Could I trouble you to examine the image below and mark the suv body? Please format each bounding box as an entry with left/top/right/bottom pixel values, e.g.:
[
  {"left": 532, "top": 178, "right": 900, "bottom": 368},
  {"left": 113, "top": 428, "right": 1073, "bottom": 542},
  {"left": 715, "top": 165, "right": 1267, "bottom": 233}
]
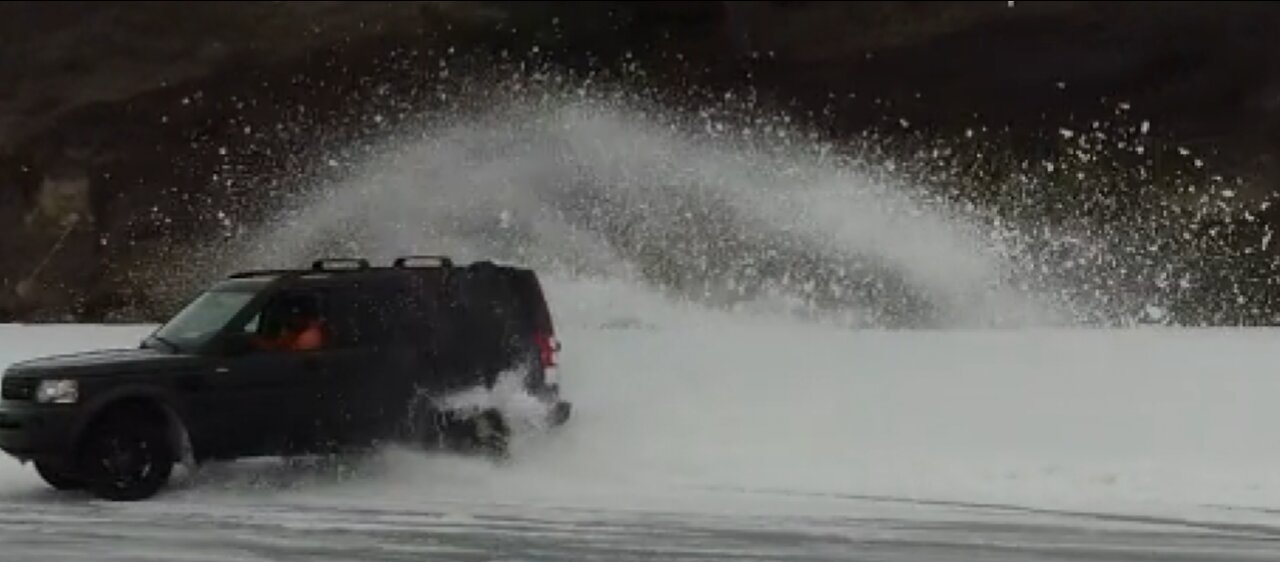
[{"left": 0, "top": 256, "right": 570, "bottom": 500}]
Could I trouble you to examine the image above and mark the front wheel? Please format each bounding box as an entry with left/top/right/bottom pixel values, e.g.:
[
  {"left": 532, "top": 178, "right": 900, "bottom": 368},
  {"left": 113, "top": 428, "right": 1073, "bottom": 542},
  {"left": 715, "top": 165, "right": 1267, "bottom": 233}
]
[
  {"left": 76, "top": 416, "right": 174, "bottom": 501},
  {"left": 34, "top": 461, "right": 83, "bottom": 491}
]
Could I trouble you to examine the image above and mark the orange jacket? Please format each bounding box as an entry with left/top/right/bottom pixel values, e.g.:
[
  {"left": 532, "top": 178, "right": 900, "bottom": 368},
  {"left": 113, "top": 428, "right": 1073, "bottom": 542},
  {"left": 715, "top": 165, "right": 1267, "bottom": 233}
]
[{"left": 253, "top": 320, "right": 326, "bottom": 352}]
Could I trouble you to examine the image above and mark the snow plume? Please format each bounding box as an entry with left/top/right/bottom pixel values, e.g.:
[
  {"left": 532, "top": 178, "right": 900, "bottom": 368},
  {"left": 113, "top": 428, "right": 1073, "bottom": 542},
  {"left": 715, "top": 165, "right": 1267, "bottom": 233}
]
[
  {"left": 429, "top": 370, "right": 561, "bottom": 434},
  {"left": 226, "top": 84, "right": 1064, "bottom": 330},
  {"left": 207, "top": 72, "right": 1275, "bottom": 329}
]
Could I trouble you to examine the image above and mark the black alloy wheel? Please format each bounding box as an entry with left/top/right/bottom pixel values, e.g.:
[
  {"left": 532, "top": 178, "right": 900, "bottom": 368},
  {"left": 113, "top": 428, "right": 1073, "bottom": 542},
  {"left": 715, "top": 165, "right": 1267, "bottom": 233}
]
[{"left": 77, "top": 416, "right": 174, "bottom": 501}]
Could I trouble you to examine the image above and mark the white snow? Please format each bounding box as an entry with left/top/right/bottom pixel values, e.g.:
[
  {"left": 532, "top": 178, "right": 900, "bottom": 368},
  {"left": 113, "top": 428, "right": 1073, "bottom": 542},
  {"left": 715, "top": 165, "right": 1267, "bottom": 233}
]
[{"left": 4, "top": 279, "right": 1280, "bottom": 528}]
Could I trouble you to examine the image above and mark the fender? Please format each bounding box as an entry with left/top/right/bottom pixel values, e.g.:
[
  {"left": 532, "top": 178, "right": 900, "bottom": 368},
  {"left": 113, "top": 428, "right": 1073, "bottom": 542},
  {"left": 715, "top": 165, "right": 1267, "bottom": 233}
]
[{"left": 68, "top": 383, "right": 196, "bottom": 466}]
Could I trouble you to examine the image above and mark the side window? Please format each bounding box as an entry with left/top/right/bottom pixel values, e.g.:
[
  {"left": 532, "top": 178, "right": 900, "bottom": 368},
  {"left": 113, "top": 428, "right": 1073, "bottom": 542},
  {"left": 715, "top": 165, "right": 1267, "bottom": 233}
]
[
  {"left": 510, "top": 270, "right": 552, "bottom": 334},
  {"left": 231, "top": 289, "right": 332, "bottom": 353},
  {"left": 449, "top": 267, "right": 523, "bottom": 367},
  {"left": 242, "top": 313, "right": 261, "bottom": 334},
  {"left": 326, "top": 287, "right": 409, "bottom": 348}
]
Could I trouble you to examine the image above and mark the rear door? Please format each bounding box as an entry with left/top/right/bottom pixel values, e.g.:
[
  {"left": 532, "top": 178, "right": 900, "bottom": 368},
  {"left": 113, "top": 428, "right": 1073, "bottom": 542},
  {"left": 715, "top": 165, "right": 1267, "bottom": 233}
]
[{"left": 319, "top": 277, "right": 434, "bottom": 445}]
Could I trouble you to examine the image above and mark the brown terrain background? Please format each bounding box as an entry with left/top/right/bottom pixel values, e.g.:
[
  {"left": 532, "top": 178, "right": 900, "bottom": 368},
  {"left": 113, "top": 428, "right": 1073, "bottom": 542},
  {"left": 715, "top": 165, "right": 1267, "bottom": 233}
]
[{"left": 1, "top": 1, "right": 1278, "bottom": 325}]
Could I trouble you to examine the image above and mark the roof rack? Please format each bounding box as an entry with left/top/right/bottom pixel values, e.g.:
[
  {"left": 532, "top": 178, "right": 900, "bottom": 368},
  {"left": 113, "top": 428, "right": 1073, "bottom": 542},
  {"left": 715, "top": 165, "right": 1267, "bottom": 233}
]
[
  {"left": 393, "top": 255, "right": 454, "bottom": 268},
  {"left": 226, "top": 269, "right": 299, "bottom": 279},
  {"left": 312, "top": 258, "right": 370, "bottom": 271},
  {"left": 227, "top": 255, "right": 461, "bottom": 279}
]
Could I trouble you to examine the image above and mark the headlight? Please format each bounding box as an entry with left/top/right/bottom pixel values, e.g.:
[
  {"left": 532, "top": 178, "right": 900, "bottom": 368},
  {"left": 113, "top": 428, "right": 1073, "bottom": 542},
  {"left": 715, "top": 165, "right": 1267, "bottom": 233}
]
[{"left": 35, "top": 380, "right": 78, "bottom": 404}]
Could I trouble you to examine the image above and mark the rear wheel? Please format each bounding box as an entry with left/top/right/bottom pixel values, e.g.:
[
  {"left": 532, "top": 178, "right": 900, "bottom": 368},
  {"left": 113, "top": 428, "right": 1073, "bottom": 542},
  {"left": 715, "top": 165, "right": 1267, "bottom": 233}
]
[
  {"left": 418, "top": 406, "right": 510, "bottom": 458},
  {"left": 469, "top": 409, "right": 510, "bottom": 458},
  {"left": 548, "top": 400, "right": 572, "bottom": 427},
  {"left": 76, "top": 415, "right": 174, "bottom": 501}
]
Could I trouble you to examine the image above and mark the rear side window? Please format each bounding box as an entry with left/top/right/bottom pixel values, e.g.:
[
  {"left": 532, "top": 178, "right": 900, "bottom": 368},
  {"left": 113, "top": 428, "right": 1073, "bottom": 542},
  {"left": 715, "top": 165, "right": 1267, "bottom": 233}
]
[
  {"left": 509, "top": 269, "right": 554, "bottom": 335},
  {"left": 327, "top": 281, "right": 413, "bottom": 347},
  {"left": 446, "top": 265, "right": 527, "bottom": 363}
]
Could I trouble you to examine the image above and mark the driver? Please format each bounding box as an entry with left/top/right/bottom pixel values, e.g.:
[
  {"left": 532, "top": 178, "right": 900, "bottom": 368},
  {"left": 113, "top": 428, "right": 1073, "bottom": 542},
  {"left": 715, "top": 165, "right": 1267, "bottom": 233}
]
[{"left": 253, "top": 296, "right": 327, "bottom": 352}]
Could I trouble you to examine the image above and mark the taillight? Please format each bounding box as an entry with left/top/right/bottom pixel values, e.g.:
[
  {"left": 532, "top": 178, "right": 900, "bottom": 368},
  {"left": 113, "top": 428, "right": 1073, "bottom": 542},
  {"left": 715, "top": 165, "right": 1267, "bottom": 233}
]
[
  {"left": 534, "top": 331, "right": 560, "bottom": 368},
  {"left": 534, "top": 331, "right": 561, "bottom": 387}
]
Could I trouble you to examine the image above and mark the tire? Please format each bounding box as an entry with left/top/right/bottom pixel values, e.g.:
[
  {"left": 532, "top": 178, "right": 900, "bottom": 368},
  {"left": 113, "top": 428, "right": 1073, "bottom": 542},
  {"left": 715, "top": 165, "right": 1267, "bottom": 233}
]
[
  {"left": 547, "top": 400, "right": 572, "bottom": 427},
  {"left": 425, "top": 407, "right": 509, "bottom": 458},
  {"left": 34, "top": 461, "right": 83, "bottom": 491},
  {"left": 470, "top": 409, "right": 509, "bottom": 459},
  {"left": 76, "top": 415, "right": 174, "bottom": 501}
]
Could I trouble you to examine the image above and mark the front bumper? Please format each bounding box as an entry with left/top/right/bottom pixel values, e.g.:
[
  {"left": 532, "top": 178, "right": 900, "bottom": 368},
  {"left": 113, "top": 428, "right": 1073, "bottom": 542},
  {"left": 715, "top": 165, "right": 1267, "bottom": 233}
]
[{"left": 0, "top": 401, "right": 80, "bottom": 462}]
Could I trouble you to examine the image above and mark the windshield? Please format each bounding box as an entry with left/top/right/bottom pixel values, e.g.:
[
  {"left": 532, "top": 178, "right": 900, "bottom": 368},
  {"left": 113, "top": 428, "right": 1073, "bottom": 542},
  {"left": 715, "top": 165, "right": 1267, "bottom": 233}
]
[{"left": 148, "top": 289, "right": 258, "bottom": 352}]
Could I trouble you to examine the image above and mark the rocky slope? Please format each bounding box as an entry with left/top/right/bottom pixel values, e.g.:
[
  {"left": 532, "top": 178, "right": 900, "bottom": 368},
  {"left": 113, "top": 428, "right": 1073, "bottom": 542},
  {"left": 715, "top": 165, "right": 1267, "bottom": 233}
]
[{"left": 1, "top": 1, "right": 1278, "bottom": 324}]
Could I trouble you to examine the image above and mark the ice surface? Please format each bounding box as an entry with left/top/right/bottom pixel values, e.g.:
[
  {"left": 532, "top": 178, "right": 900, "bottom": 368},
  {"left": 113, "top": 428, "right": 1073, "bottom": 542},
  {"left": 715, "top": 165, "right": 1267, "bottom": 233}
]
[{"left": 4, "top": 283, "right": 1280, "bottom": 528}]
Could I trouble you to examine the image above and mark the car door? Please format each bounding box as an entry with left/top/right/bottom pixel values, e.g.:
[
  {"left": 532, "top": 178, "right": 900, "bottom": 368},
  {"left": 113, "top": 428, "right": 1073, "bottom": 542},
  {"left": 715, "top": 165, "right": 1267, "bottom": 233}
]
[
  {"left": 184, "top": 287, "right": 336, "bottom": 458},
  {"left": 190, "top": 350, "right": 330, "bottom": 457},
  {"left": 316, "top": 281, "right": 425, "bottom": 446}
]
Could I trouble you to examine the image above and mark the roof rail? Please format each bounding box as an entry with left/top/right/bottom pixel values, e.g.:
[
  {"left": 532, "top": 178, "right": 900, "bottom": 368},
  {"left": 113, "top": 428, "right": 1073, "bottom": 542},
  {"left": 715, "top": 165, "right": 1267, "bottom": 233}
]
[
  {"left": 393, "top": 255, "right": 454, "bottom": 268},
  {"left": 226, "top": 269, "right": 298, "bottom": 279},
  {"left": 311, "top": 258, "right": 370, "bottom": 271}
]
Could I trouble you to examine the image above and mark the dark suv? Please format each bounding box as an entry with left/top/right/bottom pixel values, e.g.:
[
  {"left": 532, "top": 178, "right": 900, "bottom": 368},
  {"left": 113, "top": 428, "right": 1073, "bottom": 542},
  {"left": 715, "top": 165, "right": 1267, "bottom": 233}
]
[{"left": 0, "top": 256, "right": 570, "bottom": 501}]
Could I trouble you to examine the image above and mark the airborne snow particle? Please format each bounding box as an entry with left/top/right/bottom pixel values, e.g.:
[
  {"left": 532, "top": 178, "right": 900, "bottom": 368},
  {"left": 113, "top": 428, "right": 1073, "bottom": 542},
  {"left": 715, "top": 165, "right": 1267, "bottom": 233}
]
[{"left": 1140, "top": 121, "right": 1151, "bottom": 134}]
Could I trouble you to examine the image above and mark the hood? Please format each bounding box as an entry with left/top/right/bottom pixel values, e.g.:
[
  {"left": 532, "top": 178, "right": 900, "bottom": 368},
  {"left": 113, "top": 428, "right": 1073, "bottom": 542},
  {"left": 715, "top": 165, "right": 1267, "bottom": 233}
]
[{"left": 4, "top": 348, "right": 198, "bottom": 378}]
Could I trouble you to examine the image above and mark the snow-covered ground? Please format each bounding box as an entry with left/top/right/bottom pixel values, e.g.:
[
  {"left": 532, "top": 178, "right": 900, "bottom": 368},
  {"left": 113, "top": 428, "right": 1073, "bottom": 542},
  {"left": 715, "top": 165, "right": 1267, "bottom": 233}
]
[{"left": 2, "top": 278, "right": 1280, "bottom": 560}]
